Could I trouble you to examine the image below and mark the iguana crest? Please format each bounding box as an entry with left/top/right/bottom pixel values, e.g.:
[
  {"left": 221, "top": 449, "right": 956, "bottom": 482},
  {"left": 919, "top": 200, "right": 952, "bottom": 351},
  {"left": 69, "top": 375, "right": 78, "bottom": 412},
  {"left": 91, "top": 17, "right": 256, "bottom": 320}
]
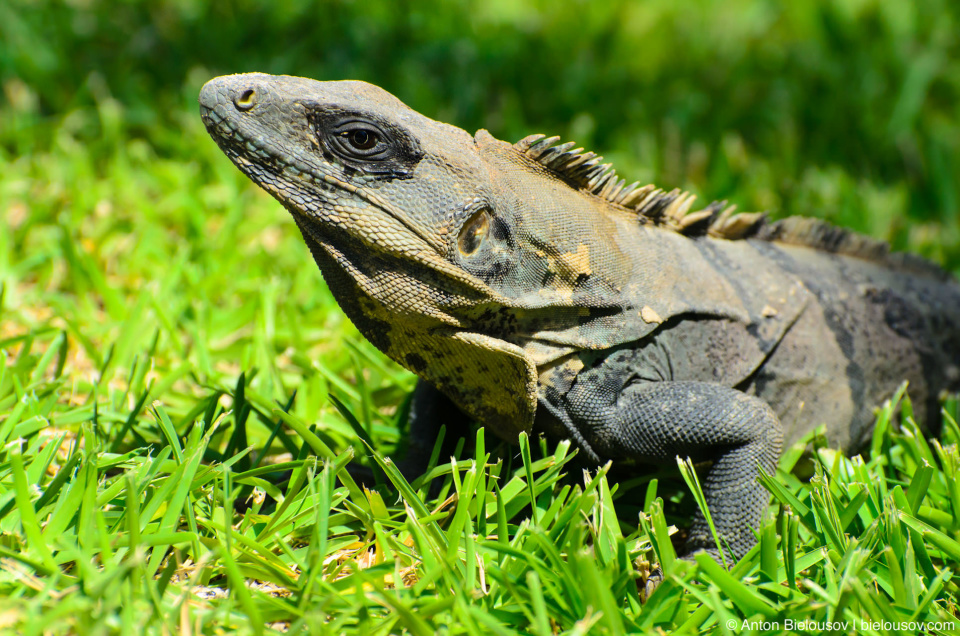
[
  {"left": 515, "top": 133, "right": 764, "bottom": 239},
  {"left": 515, "top": 133, "right": 948, "bottom": 279}
]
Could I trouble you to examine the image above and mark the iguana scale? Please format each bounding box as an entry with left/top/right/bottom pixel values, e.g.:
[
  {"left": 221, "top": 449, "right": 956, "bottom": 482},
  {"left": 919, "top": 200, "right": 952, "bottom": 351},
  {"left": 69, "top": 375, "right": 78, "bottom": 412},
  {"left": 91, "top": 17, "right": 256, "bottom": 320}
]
[{"left": 199, "top": 73, "right": 960, "bottom": 566}]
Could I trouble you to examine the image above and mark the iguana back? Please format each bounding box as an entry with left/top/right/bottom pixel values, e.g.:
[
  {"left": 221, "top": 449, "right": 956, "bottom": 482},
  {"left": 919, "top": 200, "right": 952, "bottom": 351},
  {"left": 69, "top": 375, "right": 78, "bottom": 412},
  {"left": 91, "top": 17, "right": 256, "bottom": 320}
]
[{"left": 199, "top": 73, "right": 960, "bottom": 571}]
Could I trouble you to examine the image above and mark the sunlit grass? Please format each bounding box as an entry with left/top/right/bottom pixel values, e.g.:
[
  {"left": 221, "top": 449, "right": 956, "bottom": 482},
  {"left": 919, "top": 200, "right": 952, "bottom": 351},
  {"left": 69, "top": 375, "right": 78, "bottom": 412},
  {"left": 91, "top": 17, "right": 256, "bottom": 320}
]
[{"left": 1, "top": 323, "right": 959, "bottom": 633}]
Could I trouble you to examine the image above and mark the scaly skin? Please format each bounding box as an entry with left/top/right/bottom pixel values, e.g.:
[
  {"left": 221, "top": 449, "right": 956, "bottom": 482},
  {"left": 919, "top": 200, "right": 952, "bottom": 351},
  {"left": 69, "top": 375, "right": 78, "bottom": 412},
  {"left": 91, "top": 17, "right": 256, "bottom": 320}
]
[{"left": 199, "top": 73, "right": 960, "bottom": 570}]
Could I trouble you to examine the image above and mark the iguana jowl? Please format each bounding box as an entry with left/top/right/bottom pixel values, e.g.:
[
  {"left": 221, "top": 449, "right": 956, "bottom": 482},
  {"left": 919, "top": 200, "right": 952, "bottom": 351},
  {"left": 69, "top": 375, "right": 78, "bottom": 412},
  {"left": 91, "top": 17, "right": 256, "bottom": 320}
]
[{"left": 199, "top": 73, "right": 960, "bottom": 563}]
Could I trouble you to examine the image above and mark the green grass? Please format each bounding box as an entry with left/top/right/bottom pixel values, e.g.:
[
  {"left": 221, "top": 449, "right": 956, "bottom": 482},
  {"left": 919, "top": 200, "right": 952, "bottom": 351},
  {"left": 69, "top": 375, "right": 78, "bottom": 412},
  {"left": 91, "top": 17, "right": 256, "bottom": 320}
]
[
  {"left": 2, "top": 337, "right": 960, "bottom": 634},
  {"left": 2, "top": 0, "right": 960, "bottom": 633}
]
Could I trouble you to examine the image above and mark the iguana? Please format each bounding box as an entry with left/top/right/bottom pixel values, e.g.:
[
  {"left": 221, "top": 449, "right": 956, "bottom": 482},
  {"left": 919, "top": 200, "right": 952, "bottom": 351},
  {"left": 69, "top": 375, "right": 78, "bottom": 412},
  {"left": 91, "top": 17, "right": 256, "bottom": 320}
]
[{"left": 199, "top": 73, "right": 960, "bottom": 569}]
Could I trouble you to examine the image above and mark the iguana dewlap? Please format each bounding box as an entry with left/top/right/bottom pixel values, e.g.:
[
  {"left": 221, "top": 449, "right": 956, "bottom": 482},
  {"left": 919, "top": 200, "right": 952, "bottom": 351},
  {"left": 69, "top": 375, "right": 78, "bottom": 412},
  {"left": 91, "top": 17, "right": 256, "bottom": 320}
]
[{"left": 199, "top": 73, "right": 960, "bottom": 563}]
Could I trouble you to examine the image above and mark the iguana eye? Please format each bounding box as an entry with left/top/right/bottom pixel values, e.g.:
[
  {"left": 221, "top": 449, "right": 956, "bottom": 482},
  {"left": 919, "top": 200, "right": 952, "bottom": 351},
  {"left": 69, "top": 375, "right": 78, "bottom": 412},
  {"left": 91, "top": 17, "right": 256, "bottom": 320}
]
[
  {"left": 341, "top": 128, "right": 378, "bottom": 151},
  {"left": 329, "top": 121, "right": 392, "bottom": 159},
  {"left": 458, "top": 210, "right": 490, "bottom": 256}
]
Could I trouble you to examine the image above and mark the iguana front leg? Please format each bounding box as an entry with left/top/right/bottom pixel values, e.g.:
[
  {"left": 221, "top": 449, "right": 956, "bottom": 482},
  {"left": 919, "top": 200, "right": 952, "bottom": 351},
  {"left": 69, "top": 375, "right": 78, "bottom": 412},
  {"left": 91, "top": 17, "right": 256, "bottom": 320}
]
[
  {"left": 561, "top": 379, "right": 783, "bottom": 561},
  {"left": 401, "top": 380, "right": 472, "bottom": 478}
]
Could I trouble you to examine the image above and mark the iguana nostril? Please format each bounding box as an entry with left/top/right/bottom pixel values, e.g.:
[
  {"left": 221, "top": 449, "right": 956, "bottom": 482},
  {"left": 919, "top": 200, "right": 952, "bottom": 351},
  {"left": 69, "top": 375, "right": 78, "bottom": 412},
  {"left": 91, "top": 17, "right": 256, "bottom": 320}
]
[{"left": 234, "top": 89, "right": 257, "bottom": 111}]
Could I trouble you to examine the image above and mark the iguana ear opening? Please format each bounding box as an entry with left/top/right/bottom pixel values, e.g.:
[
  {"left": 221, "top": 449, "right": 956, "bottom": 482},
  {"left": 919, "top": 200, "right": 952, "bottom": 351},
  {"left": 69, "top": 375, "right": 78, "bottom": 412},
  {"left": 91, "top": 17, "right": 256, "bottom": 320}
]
[{"left": 411, "top": 329, "right": 538, "bottom": 441}]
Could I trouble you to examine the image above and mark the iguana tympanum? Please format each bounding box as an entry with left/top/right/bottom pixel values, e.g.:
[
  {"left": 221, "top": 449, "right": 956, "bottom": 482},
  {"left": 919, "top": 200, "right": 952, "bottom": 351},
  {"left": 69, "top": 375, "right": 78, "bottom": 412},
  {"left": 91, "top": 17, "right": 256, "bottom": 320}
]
[{"left": 199, "top": 73, "right": 960, "bottom": 567}]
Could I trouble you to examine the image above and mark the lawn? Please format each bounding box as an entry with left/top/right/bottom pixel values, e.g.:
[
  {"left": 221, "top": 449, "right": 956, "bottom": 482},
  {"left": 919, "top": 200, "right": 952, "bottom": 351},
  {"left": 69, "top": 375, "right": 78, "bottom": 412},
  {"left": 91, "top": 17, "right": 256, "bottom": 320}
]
[{"left": 2, "top": 0, "right": 960, "bottom": 633}]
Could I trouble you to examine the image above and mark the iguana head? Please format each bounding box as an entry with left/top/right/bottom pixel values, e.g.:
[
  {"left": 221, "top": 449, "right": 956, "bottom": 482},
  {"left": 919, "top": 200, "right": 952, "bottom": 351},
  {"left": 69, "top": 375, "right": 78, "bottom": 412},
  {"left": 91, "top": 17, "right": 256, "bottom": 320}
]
[{"left": 200, "top": 73, "right": 556, "bottom": 439}]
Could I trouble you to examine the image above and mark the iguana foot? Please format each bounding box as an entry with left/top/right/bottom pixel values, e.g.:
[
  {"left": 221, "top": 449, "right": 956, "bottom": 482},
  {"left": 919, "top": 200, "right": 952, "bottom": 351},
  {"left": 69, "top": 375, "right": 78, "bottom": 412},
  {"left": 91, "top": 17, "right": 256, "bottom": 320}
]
[
  {"left": 639, "top": 565, "right": 664, "bottom": 602},
  {"left": 638, "top": 546, "right": 732, "bottom": 603}
]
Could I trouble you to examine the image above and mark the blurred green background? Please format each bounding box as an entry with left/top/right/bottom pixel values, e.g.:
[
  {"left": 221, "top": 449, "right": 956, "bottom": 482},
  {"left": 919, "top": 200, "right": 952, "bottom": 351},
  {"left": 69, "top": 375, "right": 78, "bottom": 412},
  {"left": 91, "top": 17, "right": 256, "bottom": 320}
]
[
  {"left": 2, "top": 0, "right": 960, "bottom": 444},
  {"left": 4, "top": 0, "right": 959, "bottom": 258}
]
